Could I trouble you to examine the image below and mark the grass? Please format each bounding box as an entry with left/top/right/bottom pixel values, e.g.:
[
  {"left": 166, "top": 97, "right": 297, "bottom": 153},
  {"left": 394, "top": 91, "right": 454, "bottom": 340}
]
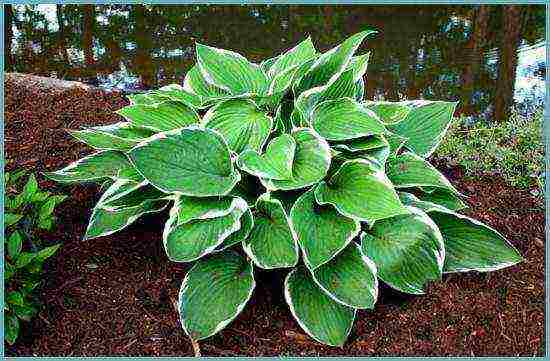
[{"left": 435, "top": 107, "right": 544, "bottom": 197}]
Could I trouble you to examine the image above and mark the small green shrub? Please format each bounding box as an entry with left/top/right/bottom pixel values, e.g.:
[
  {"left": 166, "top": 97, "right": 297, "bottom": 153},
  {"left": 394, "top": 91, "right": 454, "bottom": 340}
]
[
  {"left": 47, "top": 30, "right": 522, "bottom": 347},
  {"left": 436, "top": 108, "right": 544, "bottom": 196},
  {"left": 4, "top": 171, "right": 66, "bottom": 345}
]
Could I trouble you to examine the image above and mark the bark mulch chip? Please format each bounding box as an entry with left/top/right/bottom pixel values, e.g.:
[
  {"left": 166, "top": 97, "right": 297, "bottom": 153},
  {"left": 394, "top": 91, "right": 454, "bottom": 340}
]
[{"left": 5, "top": 73, "right": 544, "bottom": 356}]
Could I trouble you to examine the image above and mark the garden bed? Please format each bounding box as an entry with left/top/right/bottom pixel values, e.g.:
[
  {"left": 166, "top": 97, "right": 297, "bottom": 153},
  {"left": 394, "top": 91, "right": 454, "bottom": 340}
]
[{"left": 4, "top": 73, "right": 545, "bottom": 356}]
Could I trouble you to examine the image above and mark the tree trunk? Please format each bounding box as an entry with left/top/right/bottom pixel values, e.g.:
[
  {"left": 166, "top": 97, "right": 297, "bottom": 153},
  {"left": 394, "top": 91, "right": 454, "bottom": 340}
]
[
  {"left": 132, "top": 5, "right": 155, "bottom": 89},
  {"left": 82, "top": 5, "right": 95, "bottom": 66},
  {"left": 56, "top": 5, "right": 70, "bottom": 65},
  {"left": 460, "top": 5, "right": 490, "bottom": 116},
  {"left": 493, "top": 5, "right": 524, "bottom": 121},
  {"left": 5, "top": 5, "right": 14, "bottom": 70}
]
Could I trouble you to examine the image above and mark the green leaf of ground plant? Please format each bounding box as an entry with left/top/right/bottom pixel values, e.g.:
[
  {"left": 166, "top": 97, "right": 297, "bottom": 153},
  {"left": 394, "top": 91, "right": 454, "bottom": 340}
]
[
  {"left": 237, "top": 134, "right": 296, "bottom": 180},
  {"left": 129, "top": 127, "right": 241, "bottom": 196},
  {"left": 117, "top": 101, "right": 200, "bottom": 132},
  {"left": 290, "top": 189, "right": 360, "bottom": 270},
  {"left": 7, "top": 231, "right": 23, "bottom": 259},
  {"left": 360, "top": 206, "right": 445, "bottom": 294},
  {"left": 363, "top": 101, "right": 412, "bottom": 125},
  {"left": 68, "top": 122, "right": 155, "bottom": 152},
  {"left": 285, "top": 266, "right": 355, "bottom": 347},
  {"left": 178, "top": 250, "right": 255, "bottom": 340}
]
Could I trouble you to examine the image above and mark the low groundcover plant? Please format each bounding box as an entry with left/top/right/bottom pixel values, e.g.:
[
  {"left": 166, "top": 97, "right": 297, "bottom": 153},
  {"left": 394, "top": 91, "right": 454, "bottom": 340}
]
[{"left": 47, "top": 29, "right": 522, "bottom": 347}]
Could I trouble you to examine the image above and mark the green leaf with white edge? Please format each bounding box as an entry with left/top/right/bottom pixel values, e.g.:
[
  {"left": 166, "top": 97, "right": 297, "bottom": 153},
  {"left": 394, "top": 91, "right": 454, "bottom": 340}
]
[
  {"left": 243, "top": 193, "right": 298, "bottom": 269},
  {"left": 203, "top": 99, "right": 272, "bottom": 154},
  {"left": 346, "top": 53, "right": 370, "bottom": 82},
  {"left": 45, "top": 150, "right": 135, "bottom": 183},
  {"left": 163, "top": 196, "right": 248, "bottom": 262},
  {"left": 260, "top": 54, "right": 281, "bottom": 73},
  {"left": 117, "top": 101, "right": 200, "bottom": 132},
  {"left": 127, "top": 92, "right": 167, "bottom": 106},
  {"left": 290, "top": 189, "right": 360, "bottom": 270},
  {"left": 355, "top": 78, "right": 365, "bottom": 102},
  {"left": 398, "top": 191, "right": 449, "bottom": 214},
  {"left": 428, "top": 210, "right": 522, "bottom": 273},
  {"left": 178, "top": 250, "right": 255, "bottom": 340},
  {"left": 196, "top": 43, "right": 269, "bottom": 96},
  {"left": 312, "top": 243, "right": 378, "bottom": 309},
  {"left": 311, "top": 98, "right": 386, "bottom": 141},
  {"left": 35, "top": 244, "right": 61, "bottom": 262},
  {"left": 237, "top": 134, "right": 296, "bottom": 180},
  {"left": 8, "top": 231, "right": 23, "bottom": 259},
  {"left": 5, "top": 213, "right": 23, "bottom": 227},
  {"left": 268, "top": 37, "right": 316, "bottom": 78},
  {"left": 129, "top": 126, "right": 241, "bottom": 196},
  {"left": 151, "top": 83, "right": 204, "bottom": 108},
  {"left": 360, "top": 143, "right": 391, "bottom": 170},
  {"left": 272, "top": 102, "right": 293, "bottom": 136},
  {"left": 175, "top": 195, "right": 236, "bottom": 224},
  {"left": 183, "top": 65, "right": 231, "bottom": 101},
  {"left": 85, "top": 179, "right": 168, "bottom": 240},
  {"left": 101, "top": 183, "right": 167, "bottom": 210},
  {"left": 332, "top": 135, "right": 388, "bottom": 153},
  {"left": 387, "top": 152, "right": 459, "bottom": 195},
  {"left": 363, "top": 101, "right": 413, "bottom": 125},
  {"left": 5, "top": 313, "right": 19, "bottom": 345},
  {"left": 294, "top": 30, "right": 376, "bottom": 95},
  {"left": 261, "top": 128, "right": 331, "bottom": 191},
  {"left": 417, "top": 188, "right": 468, "bottom": 211},
  {"left": 315, "top": 159, "right": 409, "bottom": 224},
  {"left": 69, "top": 122, "right": 155, "bottom": 152},
  {"left": 386, "top": 132, "right": 409, "bottom": 156},
  {"left": 284, "top": 266, "right": 356, "bottom": 347},
  {"left": 388, "top": 100, "right": 458, "bottom": 157},
  {"left": 360, "top": 206, "right": 445, "bottom": 294},
  {"left": 215, "top": 208, "right": 254, "bottom": 251}
]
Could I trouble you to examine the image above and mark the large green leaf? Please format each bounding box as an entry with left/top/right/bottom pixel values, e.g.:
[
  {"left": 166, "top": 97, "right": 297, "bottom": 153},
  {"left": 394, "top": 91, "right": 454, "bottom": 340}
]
[
  {"left": 315, "top": 159, "right": 408, "bottom": 224},
  {"left": 117, "top": 101, "right": 200, "bottom": 132},
  {"left": 261, "top": 128, "right": 331, "bottom": 191},
  {"left": 311, "top": 98, "right": 386, "bottom": 141},
  {"left": 242, "top": 194, "right": 298, "bottom": 269},
  {"left": 129, "top": 127, "right": 241, "bottom": 196},
  {"left": 388, "top": 100, "right": 458, "bottom": 157},
  {"left": 284, "top": 266, "right": 355, "bottom": 347},
  {"left": 69, "top": 122, "right": 155, "bottom": 152},
  {"left": 363, "top": 101, "right": 412, "bottom": 125},
  {"left": 237, "top": 134, "right": 295, "bottom": 180},
  {"left": 150, "top": 83, "right": 204, "bottom": 108},
  {"left": 178, "top": 250, "right": 255, "bottom": 340},
  {"left": 163, "top": 196, "right": 248, "bottom": 262},
  {"left": 45, "top": 151, "right": 135, "bottom": 183},
  {"left": 312, "top": 243, "right": 378, "bottom": 309},
  {"left": 332, "top": 135, "right": 388, "bottom": 154},
  {"left": 85, "top": 179, "right": 168, "bottom": 240},
  {"left": 215, "top": 208, "right": 254, "bottom": 251},
  {"left": 183, "top": 65, "right": 231, "bottom": 101},
  {"left": 428, "top": 210, "right": 522, "bottom": 273},
  {"left": 294, "top": 30, "right": 376, "bottom": 95},
  {"left": 203, "top": 99, "right": 272, "bottom": 154},
  {"left": 346, "top": 53, "right": 370, "bottom": 82},
  {"left": 360, "top": 206, "right": 445, "bottom": 294},
  {"left": 417, "top": 188, "right": 468, "bottom": 211},
  {"left": 196, "top": 43, "right": 269, "bottom": 96},
  {"left": 290, "top": 189, "right": 360, "bottom": 270},
  {"left": 387, "top": 152, "right": 459, "bottom": 194},
  {"left": 268, "top": 37, "right": 316, "bottom": 78}
]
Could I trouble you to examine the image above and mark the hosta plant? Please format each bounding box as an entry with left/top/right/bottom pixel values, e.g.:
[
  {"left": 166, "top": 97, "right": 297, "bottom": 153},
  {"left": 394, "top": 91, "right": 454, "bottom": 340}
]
[{"left": 47, "top": 30, "right": 522, "bottom": 347}]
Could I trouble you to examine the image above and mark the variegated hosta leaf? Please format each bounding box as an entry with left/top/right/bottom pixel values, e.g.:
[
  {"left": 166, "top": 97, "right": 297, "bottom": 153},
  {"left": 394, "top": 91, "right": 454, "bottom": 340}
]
[
  {"left": 272, "top": 102, "right": 293, "bottom": 136},
  {"left": 261, "top": 128, "right": 331, "bottom": 191},
  {"left": 127, "top": 92, "right": 167, "bottom": 106},
  {"left": 237, "top": 134, "right": 296, "bottom": 180},
  {"left": 84, "top": 179, "right": 168, "bottom": 240},
  {"left": 387, "top": 152, "right": 459, "bottom": 195},
  {"left": 290, "top": 189, "right": 360, "bottom": 270},
  {"left": 151, "top": 83, "right": 204, "bottom": 108},
  {"left": 315, "top": 159, "right": 409, "bottom": 224},
  {"left": 428, "top": 210, "right": 522, "bottom": 273},
  {"left": 196, "top": 43, "right": 269, "bottom": 96},
  {"left": 388, "top": 100, "right": 458, "bottom": 157},
  {"left": 312, "top": 243, "right": 378, "bottom": 309},
  {"left": 398, "top": 191, "right": 450, "bottom": 213},
  {"left": 346, "top": 53, "right": 370, "bottom": 82},
  {"left": 354, "top": 78, "right": 365, "bottom": 102},
  {"left": 243, "top": 193, "right": 298, "bottom": 269},
  {"left": 294, "top": 30, "right": 376, "bottom": 95},
  {"left": 129, "top": 127, "right": 241, "bottom": 196},
  {"left": 284, "top": 266, "right": 355, "bottom": 347},
  {"left": 178, "top": 250, "right": 255, "bottom": 340},
  {"left": 203, "top": 99, "right": 272, "bottom": 154},
  {"left": 116, "top": 101, "right": 200, "bottom": 132},
  {"left": 44, "top": 150, "right": 135, "bottom": 183},
  {"left": 215, "top": 208, "right": 254, "bottom": 251},
  {"left": 260, "top": 54, "right": 281, "bottom": 73},
  {"left": 68, "top": 122, "right": 155, "bottom": 152},
  {"left": 183, "top": 65, "right": 231, "bottom": 102},
  {"left": 363, "top": 101, "right": 412, "bottom": 125},
  {"left": 268, "top": 37, "right": 316, "bottom": 78},
  {"left": 385, "top": 132, "right": 409, "bottom": 157},
  {"left": 331, "top": 135, "right": 388, "bottom": 153},
  {"left": 360, "top": 206, "right": 445, "bottom": 294},
  {"left": 311, "top": 98, "right": 386, "bottom": 141},
  {"left": 416, "top": 188, "right": 468, "bottom": 211},
  {"left": 163, "top": 196, "right": 248, "bottom": 262}
]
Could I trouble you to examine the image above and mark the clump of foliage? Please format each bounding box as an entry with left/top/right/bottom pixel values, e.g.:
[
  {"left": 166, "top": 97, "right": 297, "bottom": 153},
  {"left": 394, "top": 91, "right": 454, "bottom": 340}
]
[
  {"left": 4, "top": 171, "right": 66, "bottom": 345},
  {"left": 47, "top": 30, "right": 522, "bottom": 347},
  {"left": 436, "top": 107, "right": 544, "bottom": 197}
]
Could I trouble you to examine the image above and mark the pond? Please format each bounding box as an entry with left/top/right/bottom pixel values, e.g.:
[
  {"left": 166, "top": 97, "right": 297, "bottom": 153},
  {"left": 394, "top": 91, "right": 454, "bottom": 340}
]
[{"left": 5, "top": 4, "right": 546, "bottom": 120}]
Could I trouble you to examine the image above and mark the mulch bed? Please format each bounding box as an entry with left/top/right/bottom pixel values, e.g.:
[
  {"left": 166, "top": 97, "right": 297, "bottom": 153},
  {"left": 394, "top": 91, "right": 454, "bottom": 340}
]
[{"left": 4, "top": 73, "right": 545, "bottom": 356}]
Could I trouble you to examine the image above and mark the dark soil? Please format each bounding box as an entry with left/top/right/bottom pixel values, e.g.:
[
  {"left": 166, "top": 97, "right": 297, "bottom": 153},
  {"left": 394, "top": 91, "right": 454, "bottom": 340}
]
[{"left": 4, "top": 73, "right": 545, "bottom": 356}]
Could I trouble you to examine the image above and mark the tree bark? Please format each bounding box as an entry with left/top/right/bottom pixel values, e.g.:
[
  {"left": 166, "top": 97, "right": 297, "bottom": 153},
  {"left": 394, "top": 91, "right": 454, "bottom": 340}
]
[
  {"left": 132, "top": 5, "right": 156, "bottom": 89},
  {"left": 493, "top": 5, "right": 524, "bottom": 121},
  {"left": 82, "top": 5, "right": 95, "bottom": 66},
  {"left": 5, "top": 5, "right": 14, "bottom": 70},
  {"left": 460, "top": 5, "right": 490, "bottom": 115},
  {"left": 56, "top": 5, "right": 70, "bottom": 65}
]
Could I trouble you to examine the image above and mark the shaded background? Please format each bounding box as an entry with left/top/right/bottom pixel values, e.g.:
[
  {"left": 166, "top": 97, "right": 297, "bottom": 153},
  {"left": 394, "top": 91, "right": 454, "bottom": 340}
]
[{"left": 4, "top": 4, "right": 545, "bottom": 120}]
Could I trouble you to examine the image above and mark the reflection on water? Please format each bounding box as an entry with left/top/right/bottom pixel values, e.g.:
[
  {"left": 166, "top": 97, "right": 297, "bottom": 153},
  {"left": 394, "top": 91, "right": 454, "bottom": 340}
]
[{"left": 5, "top": 4, "right": 546, "bottom": 120}]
